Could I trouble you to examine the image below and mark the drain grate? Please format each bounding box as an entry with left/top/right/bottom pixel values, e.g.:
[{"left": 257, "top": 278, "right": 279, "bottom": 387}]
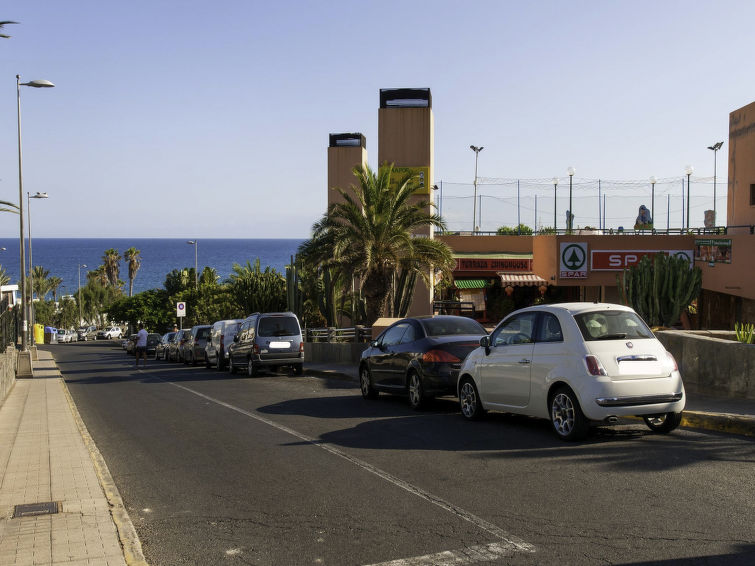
[{"left": 12, "top": 501, "right": 61, "bottom": 518}]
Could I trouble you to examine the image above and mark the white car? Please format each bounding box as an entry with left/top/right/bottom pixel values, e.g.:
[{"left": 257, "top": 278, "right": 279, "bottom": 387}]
[
  {"left": 57, "top": 329, "right": 75, "bottom": 343},
  {"left": 457, "top": 303, "right": 685, "bottom": 441},
  {"left": 98, "top": 326, "right": 123, "bottom": 340}
]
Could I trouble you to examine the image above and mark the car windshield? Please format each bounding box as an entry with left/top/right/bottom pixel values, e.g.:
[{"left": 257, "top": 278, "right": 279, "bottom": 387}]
[
  {"left": 421, "top": 317, "right": 486, "bottom": 337},
  {"left": 258, "top": 317, "right": 299, "bottom": 337},
  {"left": 574, "top": 310, "right": 654, "bottom": 341}
]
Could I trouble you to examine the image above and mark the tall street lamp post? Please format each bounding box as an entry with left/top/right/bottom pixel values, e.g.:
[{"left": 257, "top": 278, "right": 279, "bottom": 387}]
[
  {"left": 649, "top": 176, "right": 657, "bottom": 229},
  {"left": 187, "top": 240, "right": 198, "bottom": 289},
  {"left": 17, "top": 74, "right": 55, "bottom": 352},
  {"left": 552, "top": 177, "right": 558, "bottom": 232},
  {"left": 567, "top": 167, "right": 576, "bottom": 233},
  {"left": 78, "top": 264, "right": 87, "bottom": 326},
  {"left": 470, "top": 145, "right": 483, "bottom": 232},
  {"left": 707, "top": 141, "right": 723, "bottom": 225},
  {"left": 685, "top": 165, "right": 694, "bottom": 230},
  {"left": 27, "top": 191, "right": 48, "bottom": 345}
]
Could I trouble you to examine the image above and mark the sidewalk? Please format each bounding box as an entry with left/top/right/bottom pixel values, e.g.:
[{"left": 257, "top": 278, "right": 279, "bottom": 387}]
[
  {"left": 305, "top": 362, "right": 755, "bottom": 437},
  {"left": 0, "top": 350, "right": 146, "bottom": 566}
]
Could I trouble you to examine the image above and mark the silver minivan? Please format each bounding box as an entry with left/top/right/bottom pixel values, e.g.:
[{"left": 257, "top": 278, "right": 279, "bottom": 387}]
[
  {"left": 228, "top": 312, "right": 304, "bottom": 376},
  {"left": 205, "top": 319, "right": 243, "bottom": 370}
]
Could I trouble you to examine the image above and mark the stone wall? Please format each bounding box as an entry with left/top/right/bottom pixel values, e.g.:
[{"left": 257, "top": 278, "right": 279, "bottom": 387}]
[
  {"left": 305, "top": 342, "right": 368, "bottom": 365},
  {"left": 656, "top": 330, "right": 754, "bottom": 399},
  {"left": 0, "top": 347, "right": 17, "bottom": 406}
]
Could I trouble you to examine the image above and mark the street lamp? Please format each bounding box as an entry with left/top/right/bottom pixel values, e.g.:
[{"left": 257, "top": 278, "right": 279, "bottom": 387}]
[
  {"left": 470, "top": 145, "right": 483, "bottom": 232},
  {"left": 567, "top": 167, "right": 576, "bottom": 233},
  {"left": 552, "top": 177, "right": 559, "bottom": 232},
  {"left": 187, "top": 240, "right": 198, "bottom": 289},
  {"left": 707, "top": 142, "right": 723, "bottom": 225},
  {"left": 78, "top": 263, "right": 87, "bottom": 326},
  {"left": 685, "top": 165, "right": 694, "bottom": 230},
  {"left": 27, "top": 191, "right": 48, "bottom": 345},
  {"left": 649, "top": 176, "right": 657, "bottom": 229},
  {"left": 17, "top": 74, "right": 55, "bottom": 351}
]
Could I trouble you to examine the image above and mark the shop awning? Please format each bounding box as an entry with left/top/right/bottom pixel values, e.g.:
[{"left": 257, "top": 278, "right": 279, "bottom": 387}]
[
  {"left": 454, "top": 278, "right": 488, "bottom": 289},
  {"left": 498, "top": 272, "right": 549, "bottom": 287}
]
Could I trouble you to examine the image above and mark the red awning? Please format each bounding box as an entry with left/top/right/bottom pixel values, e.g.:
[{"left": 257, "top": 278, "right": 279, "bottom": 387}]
[{"left": 498, "top": 272, "right": 549, "bottom": 287}]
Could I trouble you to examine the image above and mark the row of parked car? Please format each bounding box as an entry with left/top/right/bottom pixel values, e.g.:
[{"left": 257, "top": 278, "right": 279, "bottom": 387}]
[
  {"left": 359, "top": 303, "right": 687, "bottom": 441},
  {"left": 126, "top": 312, "right": 305, "bottom": 377}
]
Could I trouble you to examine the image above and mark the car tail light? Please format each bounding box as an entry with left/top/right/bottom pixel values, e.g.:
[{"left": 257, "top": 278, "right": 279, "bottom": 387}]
[
  {"left": 299, "top": 342, "right": 304, "bottom": 353},
  {"left": 422, "top": 349, "right": 461, "bottom": 363},
  {"left": 666, "top": 351, "right": 679, "bottom": 372},
  {"left": 253, "top": 344, "right": 260, "bottom": 355},
  {"left": 585, "top": 355, "right": 607, "bottom": 376}
]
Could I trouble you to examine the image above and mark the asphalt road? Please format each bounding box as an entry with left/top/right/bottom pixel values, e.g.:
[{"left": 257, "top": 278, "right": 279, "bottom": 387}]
[{"left": 49, "top": 341, "right": 755, "bottom": 566}]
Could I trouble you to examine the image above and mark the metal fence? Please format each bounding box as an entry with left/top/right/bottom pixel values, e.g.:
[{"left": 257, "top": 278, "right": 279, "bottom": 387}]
[
  {"left": 305, "top": 326, "right": 372, "bottom": 343},
  {"left": 0, "top": 300, "right": 18, "bottom": 351}
]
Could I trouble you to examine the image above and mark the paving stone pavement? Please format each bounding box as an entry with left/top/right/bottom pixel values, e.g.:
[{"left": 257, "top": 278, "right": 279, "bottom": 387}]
[{"left": 0, "top": 350, "right": 145, "bottom": 566}]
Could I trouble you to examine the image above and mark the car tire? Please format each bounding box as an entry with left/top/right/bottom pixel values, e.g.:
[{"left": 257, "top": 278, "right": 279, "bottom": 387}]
[
  {"left": 459, "top": 377, "right": 485, "bottom": 420},
  {"left": 359, "top": 365, "right": 378, "bottom": 400},
  {"left": 247, "top": 359, "right": 258, "bottom": 377},
  {"left": 643, "top": 412, "right": 683, "bottom": 433},
  {"left": 549, "top": 386, "right": 589, "bottom": 441},
  {"left": 407, "top": 372, "right": 427, "bottom": 410}
]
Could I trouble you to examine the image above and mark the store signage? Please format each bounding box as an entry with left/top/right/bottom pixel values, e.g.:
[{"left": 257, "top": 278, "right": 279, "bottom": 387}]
[
  {"left": 694, "top": 239, "right": 732, "bottom": 264},
  {"left": 390, "top": 166, "right": 431, "bottom": 195},
  {"left": 591, "top": 250, "right": 693, "bottom": 271},
  {"left": 455, "top": 257, "right": 533, "bottom": 272},
  {"left": 560, "top": 243, "right": 588, "bottom": 278}
]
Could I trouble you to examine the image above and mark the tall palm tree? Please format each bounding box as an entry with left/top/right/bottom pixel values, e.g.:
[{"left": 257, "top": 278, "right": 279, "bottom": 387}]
[
  {"left": 48, "top": 276, "right": 62, "bottom": 301},
  {"left": 124, "top": 247, "right": 141, "bottom": 297},
  {"left": 31, "top": 265, "right": 51, "bottom": 299},
  {"left": 102, "top": 248, "right": 121, "bottom": 289},
  {"left": 0, "top": 266, "right": 9, "bottom": 286},
  {"left": 299, "top": 164, "right": 454, "bottom": 324},
  {"left": 88, "top": 266, "right": 108, "bottom": 287},
  {"left": 0, "top": 21, "right": 18, "bottom": 39}
]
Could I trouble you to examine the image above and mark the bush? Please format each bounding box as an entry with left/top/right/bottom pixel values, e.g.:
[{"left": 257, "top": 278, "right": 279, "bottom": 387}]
[{"left": 496, "top": 224, "right": 533, "bottom": 235}]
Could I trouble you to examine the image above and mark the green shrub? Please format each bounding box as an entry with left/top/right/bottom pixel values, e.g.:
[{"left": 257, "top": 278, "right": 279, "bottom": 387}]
[{"left": 496, "top": 224, "right": 533, "bottom": 235}]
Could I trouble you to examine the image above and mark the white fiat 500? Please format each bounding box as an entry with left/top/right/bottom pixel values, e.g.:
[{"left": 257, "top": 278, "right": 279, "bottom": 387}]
[{"left": 457, "top": 303, "right": 685, "bottom": 440}]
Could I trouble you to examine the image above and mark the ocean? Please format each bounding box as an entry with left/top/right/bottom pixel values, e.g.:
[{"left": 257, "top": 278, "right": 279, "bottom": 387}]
[{"left": 0, "top": 238, "right": 304, "bottom": 297}]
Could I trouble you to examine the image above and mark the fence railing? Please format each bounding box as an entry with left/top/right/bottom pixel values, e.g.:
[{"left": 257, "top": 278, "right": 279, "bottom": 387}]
[
  {"left": 436, "top": 225, "right": 755, "bottom": 236},
  {"left": 305, "top": 326, "right": 372, "bottom": 343},
  {"left": 0, "top": 301, "right": 18, "bottom": 351},
  {"left": 433, "top": 301, "right": 476, "bottom": 317}
]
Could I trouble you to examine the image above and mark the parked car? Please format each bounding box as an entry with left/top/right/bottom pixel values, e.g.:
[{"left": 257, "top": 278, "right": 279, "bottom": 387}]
[
  {"left": 155, "top": 332, "right": 176, "bottom": 360},
  {"left": 172, "top": 329, "right": 191, "bottom": 362},
  {"left": 456, "top": 303, "right": 686, "bottom": 441},
  {"left": 97, "top": 326, "right": 122, "bottom": 340},
  {"left": 359, "top": 315, "right": 487, "bottom": 409},
  {"left": 184, "top": 325, "right": 211, "bottom": 365},
  {"left": 125, "top": 334, "right": 138, "bottom": 355},
  {"left": 146, "top": 333, "right": 162, "bottom": 358},
  {"left": 205, "top": 319, "right": 243, "bottom": 370},
  {"left": 57, "top": 329, "right": 75, "bottom": 343},
  {"left": 77, "top": 325, "right": 97, "bottom": 341},
  {"left": 228, "top": 312, "right": 304, "bottom": 376}
]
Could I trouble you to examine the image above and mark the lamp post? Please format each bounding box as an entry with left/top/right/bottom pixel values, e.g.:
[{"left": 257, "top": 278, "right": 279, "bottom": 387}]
[
  {"left": 685, "top": 165, "right": 694, "bottom": 230},
  {"left": 27, "top": 191, "right": 48, "bottom": 345},
  {"left": 17, "top": 75, "right": 55, "bottom": 351},
  {"left": 707, "top": 142, "right": 723, "bottom": 225},
  {"left": 552, "top": 177, "right": 558, "bottom": 232},
  {"left": 470, "top": 145, "right": 483, "bottom": 232},
  {"left": 567, "top": 167, "right": 576, "bottom": 233},
  {"left": 649, "top": 176, "right": 657, "bottom": 229},
  {"left": 187, "top": 240, "right": 198, "bottom": 289},
  {"left": 78, "top": 264, "right": 87, "bottom": 326}
]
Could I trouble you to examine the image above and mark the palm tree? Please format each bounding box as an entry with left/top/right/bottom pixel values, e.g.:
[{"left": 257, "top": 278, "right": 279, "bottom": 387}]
[
  {"left": 0, "top": 21, "right": 18, "bottom": 39},
  {"left": 0, "top": 199, "right": 19, "bottom": 214},
  {"left": 299, "top": 164, "right": 454, "bottom": 325},
  {"left": 0, "top": 266, "right": 9, "bottom": 286},
  {"left": 88, "top": 266, "right": 108, "bottom": 287},
  {"left": 31, "top": 266, "right": 51, "bottom": 299},
  {"left": 102, "top": 248, "right": 122, "bottom": 289},
  {"left": 124, "top": 247, "right": 141, "bottom": 297},
  {"left": 48, "top": 276, "right": 62, "bottom": 302}
]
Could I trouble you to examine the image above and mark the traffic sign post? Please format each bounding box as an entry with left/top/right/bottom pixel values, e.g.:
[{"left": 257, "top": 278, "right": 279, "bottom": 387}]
[{"left": 176, "top": 301, "right": 186, "bottom": 330}]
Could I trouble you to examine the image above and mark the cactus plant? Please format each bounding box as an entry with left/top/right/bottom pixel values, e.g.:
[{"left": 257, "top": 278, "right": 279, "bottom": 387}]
[{"left": 735, "top": 322, "right": 754, "bottom": 344}]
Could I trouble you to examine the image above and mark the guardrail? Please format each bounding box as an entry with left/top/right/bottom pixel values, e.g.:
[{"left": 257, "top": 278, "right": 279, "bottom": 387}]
[
  {"left": 305, "top": 326, "right": 372, "bottom": 343},
  {"left": 436, "top": 225, "right": 755, "bottom": 236}
]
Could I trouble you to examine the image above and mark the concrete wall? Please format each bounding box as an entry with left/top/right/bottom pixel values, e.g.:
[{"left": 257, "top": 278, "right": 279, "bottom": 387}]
[
  {"left": 0, "top": 347, "right": 17, "bottom": 406},
  {"left": 728, "top": 100, "right": 755, "bottom": 228},
  {"left": 657, "top": 330, "right": 754, "bottom": 399},
  {"left": 305, "top": 342, "right": 368, "bottom": 365}
]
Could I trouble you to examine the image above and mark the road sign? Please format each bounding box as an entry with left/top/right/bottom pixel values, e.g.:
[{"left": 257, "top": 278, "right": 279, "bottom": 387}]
[{"left": 176, "top": 301, "right": 186, "bottom": 317}]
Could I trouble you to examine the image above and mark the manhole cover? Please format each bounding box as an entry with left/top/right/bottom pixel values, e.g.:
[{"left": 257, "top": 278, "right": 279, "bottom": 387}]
[{"left": 12, "top": 501, "right": 61, "bottom": 518}]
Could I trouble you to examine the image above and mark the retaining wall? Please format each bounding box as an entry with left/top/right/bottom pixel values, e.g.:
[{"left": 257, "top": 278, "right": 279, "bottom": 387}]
[
  {"left": 305, "top": 342, "right": 369, "bottom": 365},
  {"left": 0, "top": 347, "right": 17, "bottom": 406},
  {"left": 656, "top": 330, "right": 754, "bottom": 399}
]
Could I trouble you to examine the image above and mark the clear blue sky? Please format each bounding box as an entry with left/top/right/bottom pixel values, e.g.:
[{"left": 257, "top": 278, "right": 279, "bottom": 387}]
[{"left": 0, "top": 0, "right": 751, "bottom": 237}]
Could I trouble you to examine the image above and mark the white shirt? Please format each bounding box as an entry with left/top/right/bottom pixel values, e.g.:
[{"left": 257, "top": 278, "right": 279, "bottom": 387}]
[{"left": 136, "top": 328, "right": 148, "bottom": 347}]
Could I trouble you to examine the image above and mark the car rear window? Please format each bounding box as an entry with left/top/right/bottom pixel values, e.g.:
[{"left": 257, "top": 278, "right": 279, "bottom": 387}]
[
  {"left": 258, "top": 316, "right": 300, "bottom": 337},
  {"left": 421, "top": 317, "right": 486, "bottom": 337},
  {"left": 574, "top": 310, "right": 654, "bottom": 341},
  {"left": 197, "top": 328, "right": 210, "bottom": 339}
]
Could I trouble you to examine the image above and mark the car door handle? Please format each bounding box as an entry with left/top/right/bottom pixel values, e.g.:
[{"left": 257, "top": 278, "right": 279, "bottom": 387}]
[{"left": 518, "top": 359, "right": 531, "bottom": 364}]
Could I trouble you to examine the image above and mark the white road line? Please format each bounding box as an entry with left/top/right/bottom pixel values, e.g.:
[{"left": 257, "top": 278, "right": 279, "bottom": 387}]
[
  {"left": 364, "top": 542, "right": 520, "bottom": 566},
  {"left": 166, "top": 380, "right": 535, "bottom": 555}
]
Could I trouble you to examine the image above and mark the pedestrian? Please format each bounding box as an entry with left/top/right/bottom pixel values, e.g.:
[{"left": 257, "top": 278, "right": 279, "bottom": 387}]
[
  {"left": 135, "top": 323, "right": 149, "bottom": 369},
  {"left": 173, "top": 323, "right": 178, "bottom": 333}
]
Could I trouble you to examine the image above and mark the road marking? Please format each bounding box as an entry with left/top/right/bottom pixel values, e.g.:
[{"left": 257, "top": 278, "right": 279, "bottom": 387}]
[
  {"left": 166, "top": 381, "right": 535, "bottom": 555},
  {"left": 364, "top": 542, "right": 520, "bottom": 566}
]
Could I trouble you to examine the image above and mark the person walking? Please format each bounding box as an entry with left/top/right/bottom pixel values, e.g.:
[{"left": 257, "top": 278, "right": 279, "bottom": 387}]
[{"left": 135, "top": 323, "right": 149, "bottom": 369}]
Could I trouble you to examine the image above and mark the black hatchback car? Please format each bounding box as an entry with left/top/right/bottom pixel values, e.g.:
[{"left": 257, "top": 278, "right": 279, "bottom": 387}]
[{"left": 359, "top": 315, "right": 487, "bottom": 409}]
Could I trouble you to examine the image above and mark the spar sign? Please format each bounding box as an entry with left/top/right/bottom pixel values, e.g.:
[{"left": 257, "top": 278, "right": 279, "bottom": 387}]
[
  {"left": 560, "top": 243, "right": 588, "bottom": 278},
  {"left": 591, "top": 250, "right": 693, "bottom": 271}
]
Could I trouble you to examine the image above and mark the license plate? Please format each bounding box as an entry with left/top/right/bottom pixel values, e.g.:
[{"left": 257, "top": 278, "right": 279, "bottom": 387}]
[{"left": 270, "top": 341, "right": 290, "bottom": 349}]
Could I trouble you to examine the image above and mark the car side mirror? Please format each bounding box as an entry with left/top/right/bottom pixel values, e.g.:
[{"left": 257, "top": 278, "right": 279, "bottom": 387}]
[
  {"left": 480, "top": 335, "right": 491, "bottom": 355},
  {"left": 370, "top": 340, "right": 379, "bottom": 348}
]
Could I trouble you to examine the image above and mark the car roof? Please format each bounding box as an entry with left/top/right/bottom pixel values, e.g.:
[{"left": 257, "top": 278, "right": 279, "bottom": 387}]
[{"left": 510, "top": 302, "right": 635, "bottom": 317}]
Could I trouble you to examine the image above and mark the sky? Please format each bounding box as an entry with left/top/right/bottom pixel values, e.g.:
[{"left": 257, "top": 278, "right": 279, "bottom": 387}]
[{"left": 0, "top": 0, "right": 752, "bottom": 238}]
